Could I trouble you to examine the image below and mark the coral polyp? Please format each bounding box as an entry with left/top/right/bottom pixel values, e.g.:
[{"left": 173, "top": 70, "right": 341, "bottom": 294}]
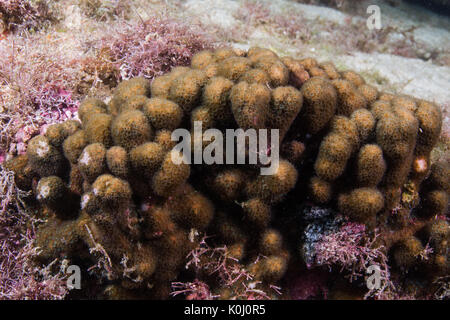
[{"left": 5, "top": 46, "right": 448, "bottom": 300}]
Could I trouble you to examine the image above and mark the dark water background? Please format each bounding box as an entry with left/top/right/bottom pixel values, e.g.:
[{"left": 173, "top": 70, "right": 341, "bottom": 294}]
[{"left": 406, "top": 0, "right": 449, "bottom": 15}]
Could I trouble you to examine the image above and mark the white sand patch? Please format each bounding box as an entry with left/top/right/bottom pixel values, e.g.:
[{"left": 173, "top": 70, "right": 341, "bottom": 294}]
[
  {"left": 183, "top": 0, "right": 240, "bottom": 29},
  {"left": 413, "top": 26, "right": 450, "bottom": 52},
  {"left": 272, "top": 1, "right": 349, "bottom": 25}
]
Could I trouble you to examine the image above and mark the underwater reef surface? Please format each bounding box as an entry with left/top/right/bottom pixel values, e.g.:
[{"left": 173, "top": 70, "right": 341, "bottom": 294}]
[
  {"left": 0, "top": 0, "right": 449, "bottom": 300},
  {"left": 4, "top": 46, "right": 449, "bottom": 300}
]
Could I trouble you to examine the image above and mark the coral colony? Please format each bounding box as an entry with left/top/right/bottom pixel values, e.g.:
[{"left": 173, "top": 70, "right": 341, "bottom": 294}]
[
  {"left": 171, "top": 121, "right": 280, "bottom": 175},
  {"left": 2, "top": 46, "right": 449, "bottom": 300}
]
